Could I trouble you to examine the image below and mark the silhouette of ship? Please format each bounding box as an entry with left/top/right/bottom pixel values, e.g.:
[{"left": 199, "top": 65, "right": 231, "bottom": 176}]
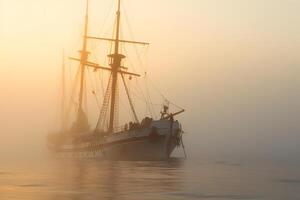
[{"left": 47, "top": 0, "right": 186, "bottom": 160}]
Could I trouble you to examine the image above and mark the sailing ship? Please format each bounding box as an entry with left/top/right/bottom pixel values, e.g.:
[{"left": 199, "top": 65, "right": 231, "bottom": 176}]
[{"left": 47, "top": 0, "right": 186, "bottom": 160}]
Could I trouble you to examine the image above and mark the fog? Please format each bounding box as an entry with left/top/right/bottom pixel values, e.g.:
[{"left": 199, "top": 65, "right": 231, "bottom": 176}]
[{"left": 0, "top": 0, "right": 299, "bottom": 162}]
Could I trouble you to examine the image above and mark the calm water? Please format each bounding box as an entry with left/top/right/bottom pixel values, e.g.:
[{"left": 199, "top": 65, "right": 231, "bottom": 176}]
[{"left": 0, "top": 158, "right": 300, "bottom": 200}]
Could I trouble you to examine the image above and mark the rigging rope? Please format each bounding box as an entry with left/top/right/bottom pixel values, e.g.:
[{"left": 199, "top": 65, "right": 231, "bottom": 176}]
[
  {"left": 84, "top": 70, "right": 88, "bottom": 117},
  {"left": 65, "top": 64, "right": 81, "bottom": 129},
  {"left": 96, "top": 74, "right": 112, "bottom": 131},
  {"left": 121, "top": 46, "right": 155, "bottom": 118},
  {"left": 121, "top": 74, "right": 139, "bottom": 123},
  {"left": 97, "top": 0, "right": 116, "bottom": 38},
  {"left": 147, "top": 74, "right": 185, "bottom": 111},
  {"left": 86, "top": 67, "right": 101, "bottom": 111}
]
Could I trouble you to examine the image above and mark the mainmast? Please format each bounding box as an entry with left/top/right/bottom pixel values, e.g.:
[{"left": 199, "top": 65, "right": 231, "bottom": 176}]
[
  {"left": 83, "top": 0, "right": 148, "bottom": 133},
  {"left": 108, "top": 0, "right": 122, "bottom": 132}
]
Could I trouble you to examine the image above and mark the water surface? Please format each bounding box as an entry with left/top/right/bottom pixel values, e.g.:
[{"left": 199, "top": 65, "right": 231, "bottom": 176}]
[{"left": 0, "top": 158, "right": 300, "bottom": 200}]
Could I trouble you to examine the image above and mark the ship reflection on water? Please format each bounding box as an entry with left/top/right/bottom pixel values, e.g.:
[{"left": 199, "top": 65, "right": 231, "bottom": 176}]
[
  {"left": 52, "top": 158, "right": 185, "bottom": 200},
  {"left": 5, "top": 158, "right": 183, "bottom": 200},
  {"left": 0, "top": 158, "right": 186, "bottom": 200}
]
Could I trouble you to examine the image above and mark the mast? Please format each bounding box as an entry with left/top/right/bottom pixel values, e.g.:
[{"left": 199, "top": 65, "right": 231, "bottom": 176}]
[
  {"left": 76, "top": 0, "right": 90, "bottom": 127},
  {"left": 108, "top": 0, "right": 122, "bottom": 132},
  {"left": 61, "top": 50, "right": 66, "bottom": 132},
  {"left": 83, "top": 0, "right": 148, "bottom": 133}
]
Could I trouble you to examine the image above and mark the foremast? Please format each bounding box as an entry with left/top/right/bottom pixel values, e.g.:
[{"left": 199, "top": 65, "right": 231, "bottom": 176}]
[
  {"left": 73, "top": 0, "right": 90, "bottom": 132},
  {"left": 61, "top": 50, "right": 67, "bottom": 132}
]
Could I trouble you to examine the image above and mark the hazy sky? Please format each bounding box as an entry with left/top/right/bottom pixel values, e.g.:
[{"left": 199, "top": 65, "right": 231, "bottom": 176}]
[{"left": 0, "top": 0, "right": 300, "bottom": 161}]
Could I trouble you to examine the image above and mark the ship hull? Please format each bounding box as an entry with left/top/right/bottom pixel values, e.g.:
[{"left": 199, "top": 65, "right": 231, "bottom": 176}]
[
  {"left": 59, "top": 136, "right": 176, "bottom": 160},
  {"left": 49, "top": 120, "right": 181, "bottom": 161},
  {"left": 101, "top": 136, "right": 173, "bottom": 160}
]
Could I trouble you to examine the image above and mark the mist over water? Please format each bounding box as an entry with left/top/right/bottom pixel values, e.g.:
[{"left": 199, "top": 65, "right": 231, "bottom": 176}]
[
  {"left": 1, "top": 0, "right": 300, "bottom": 199},
  {"left": 1, "top": 0, "right": 299, "bottom": 163}
]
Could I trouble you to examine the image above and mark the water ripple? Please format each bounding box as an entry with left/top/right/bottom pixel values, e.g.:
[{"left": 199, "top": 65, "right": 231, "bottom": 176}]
[{"left": 170, "top": 192, "right": 260, "bottom": 199}]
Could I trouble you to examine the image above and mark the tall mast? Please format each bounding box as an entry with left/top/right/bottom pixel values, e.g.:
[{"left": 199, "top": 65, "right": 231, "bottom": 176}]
[
  {"left": 108, "top": 0, "right": 122, "bottom": 132},
  {"left": 61, "top": 50, "right": 66, "bottom": 132},
  {"left": 77, "top": 0, "right": 89, "bottom": 122},
  {"left": 84, "top": 0, "right": 148, "bottom": 132}
]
